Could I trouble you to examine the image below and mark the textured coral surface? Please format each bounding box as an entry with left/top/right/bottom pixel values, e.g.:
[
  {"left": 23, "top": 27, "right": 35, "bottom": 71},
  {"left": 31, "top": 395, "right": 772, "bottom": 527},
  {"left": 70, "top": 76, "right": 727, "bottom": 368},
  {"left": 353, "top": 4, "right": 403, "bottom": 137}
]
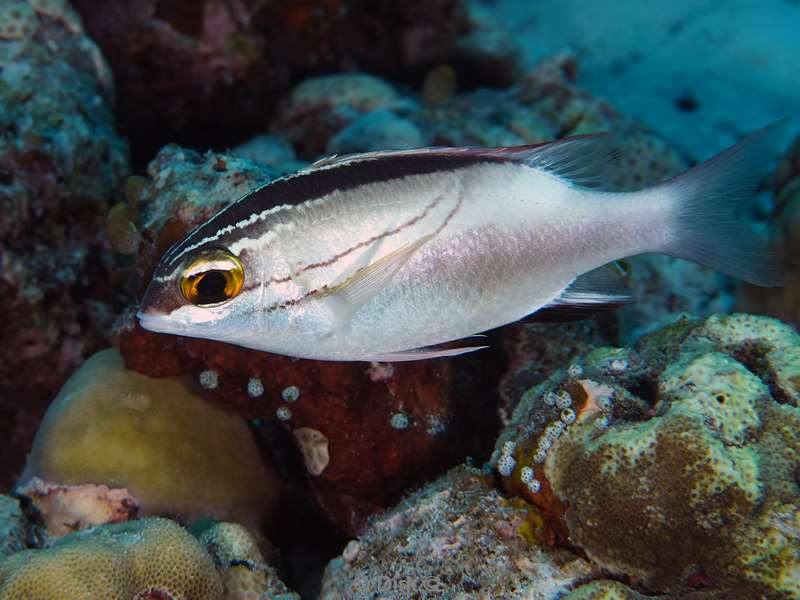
[
  {"left": 70, "top": 0, "right": 516, "bottom": 162},
  {"left": 494, "top": 314, "right": 800, "bottom": 597},
  {"left": 0, "top": 517, "right": 223, "bottom": 599}
]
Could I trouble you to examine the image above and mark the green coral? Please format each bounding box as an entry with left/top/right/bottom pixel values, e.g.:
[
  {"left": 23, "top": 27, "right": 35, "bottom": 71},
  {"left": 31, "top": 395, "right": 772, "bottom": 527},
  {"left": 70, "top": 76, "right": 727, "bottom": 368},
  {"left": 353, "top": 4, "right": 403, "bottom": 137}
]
[{"left": 496, "top": 313, "right": 800, "bottom": 597}]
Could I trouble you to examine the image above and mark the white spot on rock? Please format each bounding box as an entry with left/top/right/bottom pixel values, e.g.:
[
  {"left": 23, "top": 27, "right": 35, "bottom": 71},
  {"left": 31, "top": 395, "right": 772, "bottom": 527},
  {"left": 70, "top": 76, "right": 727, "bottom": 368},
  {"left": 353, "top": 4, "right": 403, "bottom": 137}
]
[{"left": 293, "top": 427, "right": 330, "bottom": 476}]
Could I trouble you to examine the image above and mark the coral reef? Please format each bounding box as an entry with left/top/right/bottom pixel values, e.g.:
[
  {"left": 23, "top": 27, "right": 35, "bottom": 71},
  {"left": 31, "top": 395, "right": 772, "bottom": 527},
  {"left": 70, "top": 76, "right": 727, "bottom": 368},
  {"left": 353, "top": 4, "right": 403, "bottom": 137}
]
[
  {"left": 0, "top": 0, "right": 129, "bottom": 491},
  {"left": 494, "top": 313, "right": 800, "bottom": 597},
  {"left": 70, "top": 0, "right": 518, "bottom": 161},
  {"left": 116, "top": 143, "right": 500, "bottom": 535},
  {"left": 318, "top": 465, "right": 596, "bottom": 599},
  {"left": 0, "top": 497, "right": 28, "bottom": 559},
  {"left": 498, "top": 320, "right": 614, "bottom": 421},
  {"left": 273, "top": 73, "right": 410, "bottom": 157},
  {"left": 17, "top": 348, "right": 281, "bottom": 536},
  {"left": 0, "top": 517, "right": 223, "bottom": 599}
]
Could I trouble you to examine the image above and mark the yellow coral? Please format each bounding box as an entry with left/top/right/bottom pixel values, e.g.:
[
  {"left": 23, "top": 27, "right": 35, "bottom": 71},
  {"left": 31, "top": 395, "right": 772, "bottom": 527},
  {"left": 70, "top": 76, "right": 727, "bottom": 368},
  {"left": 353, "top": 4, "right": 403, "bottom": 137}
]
[
  {"left": 197, "top": 522, "right": 299, "bottom": 600},
  {"left": 0, "top": 517, "right": 223, "bottom": 600},
  {"left": 19, "top": 349, "right": 280, "bottom": 532}
]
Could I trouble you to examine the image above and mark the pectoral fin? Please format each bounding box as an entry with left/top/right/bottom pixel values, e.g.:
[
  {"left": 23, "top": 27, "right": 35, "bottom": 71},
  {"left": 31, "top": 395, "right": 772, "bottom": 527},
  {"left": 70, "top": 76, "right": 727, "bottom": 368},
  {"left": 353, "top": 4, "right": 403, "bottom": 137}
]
[{"left": 320, "top": 233, "right": 435, "bottom": 332}]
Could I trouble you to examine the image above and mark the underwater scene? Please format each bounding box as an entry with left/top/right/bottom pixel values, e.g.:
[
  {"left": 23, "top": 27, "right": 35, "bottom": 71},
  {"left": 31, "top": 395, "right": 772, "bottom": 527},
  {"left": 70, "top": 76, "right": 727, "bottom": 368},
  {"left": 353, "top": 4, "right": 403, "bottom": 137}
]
[{"left": 0, "top": 0, "right": 799, "bottom": 598}]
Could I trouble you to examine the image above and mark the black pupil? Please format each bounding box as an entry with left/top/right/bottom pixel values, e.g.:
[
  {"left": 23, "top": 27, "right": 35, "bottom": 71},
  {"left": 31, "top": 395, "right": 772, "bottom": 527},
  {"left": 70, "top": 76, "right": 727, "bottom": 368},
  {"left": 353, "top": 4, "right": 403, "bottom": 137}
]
[{"left": 194, "top": 270, "right": 229, "bottom": 304}]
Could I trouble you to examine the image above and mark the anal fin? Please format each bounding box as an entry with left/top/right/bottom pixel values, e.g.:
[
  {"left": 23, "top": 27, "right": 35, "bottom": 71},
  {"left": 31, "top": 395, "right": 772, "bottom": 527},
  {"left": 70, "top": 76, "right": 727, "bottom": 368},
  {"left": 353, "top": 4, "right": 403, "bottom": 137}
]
[
  {"left": 527, "top": 264, "right": 632, "bottom": 322},
  {"left": 365, "top": 344, "right": 488, "bottom": 362}
]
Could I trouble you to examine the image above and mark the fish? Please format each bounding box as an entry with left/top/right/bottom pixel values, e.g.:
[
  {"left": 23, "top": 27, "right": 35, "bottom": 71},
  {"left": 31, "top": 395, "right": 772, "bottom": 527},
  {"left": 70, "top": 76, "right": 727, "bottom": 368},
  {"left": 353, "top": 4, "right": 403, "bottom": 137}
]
[{"left": 138, "top": 119, "right": 789, "bottom": 362}]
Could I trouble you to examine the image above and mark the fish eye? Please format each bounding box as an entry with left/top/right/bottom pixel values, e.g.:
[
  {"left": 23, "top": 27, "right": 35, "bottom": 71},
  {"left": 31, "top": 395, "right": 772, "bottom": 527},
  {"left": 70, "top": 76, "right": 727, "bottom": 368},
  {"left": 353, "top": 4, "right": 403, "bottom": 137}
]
[{"left": 179, "top": 249, "right": 244, "bottom": 306}]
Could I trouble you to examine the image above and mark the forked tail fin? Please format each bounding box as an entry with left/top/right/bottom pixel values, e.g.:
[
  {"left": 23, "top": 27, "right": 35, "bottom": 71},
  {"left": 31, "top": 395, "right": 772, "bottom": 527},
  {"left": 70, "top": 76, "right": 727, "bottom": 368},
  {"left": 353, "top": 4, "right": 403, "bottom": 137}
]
[{"left": 658, "top": 118, "right": 790, "bottom": 287}]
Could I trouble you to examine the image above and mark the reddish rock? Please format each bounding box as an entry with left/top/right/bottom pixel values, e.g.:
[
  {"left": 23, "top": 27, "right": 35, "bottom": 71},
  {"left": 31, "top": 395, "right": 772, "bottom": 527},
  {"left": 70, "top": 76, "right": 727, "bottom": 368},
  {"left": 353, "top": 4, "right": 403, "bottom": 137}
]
[{"left": 117, "top": 314, "right": 494, "bottom": 534}]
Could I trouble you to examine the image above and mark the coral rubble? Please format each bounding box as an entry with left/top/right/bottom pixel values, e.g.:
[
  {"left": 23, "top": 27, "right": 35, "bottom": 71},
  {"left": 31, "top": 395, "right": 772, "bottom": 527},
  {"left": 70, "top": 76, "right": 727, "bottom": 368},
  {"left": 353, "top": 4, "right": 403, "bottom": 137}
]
[
  {"left": 494, "top": 313, "right": 800, "bottom": 597},
  {"left": 0, "top": 0, "right": 129, "bottom": 491},
  {"left": 318, "top": 465, "right": 596, "bottom": 599},
  {"left": 16, "top": 348, "right": 281, "bottom": 537}
]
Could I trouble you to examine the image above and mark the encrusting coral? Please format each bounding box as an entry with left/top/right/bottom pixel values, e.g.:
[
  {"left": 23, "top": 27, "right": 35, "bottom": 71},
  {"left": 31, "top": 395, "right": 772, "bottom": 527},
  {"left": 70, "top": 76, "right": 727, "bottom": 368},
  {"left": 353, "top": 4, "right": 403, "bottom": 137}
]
[
  {"left": 16, "top": 348, "right": 281, "bottom": 537},
  {"left": 0, "top": 517, "right": 223, "bottom": 600},
  {"left": 494, "top": 313, "right": 800, "bottom": 597}
]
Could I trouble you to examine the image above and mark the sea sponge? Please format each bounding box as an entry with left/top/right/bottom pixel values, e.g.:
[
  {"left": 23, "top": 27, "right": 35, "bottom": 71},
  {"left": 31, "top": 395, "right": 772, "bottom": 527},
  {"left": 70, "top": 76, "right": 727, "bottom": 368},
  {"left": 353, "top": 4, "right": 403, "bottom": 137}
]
[
  {"left": 17, "top": 348, "right": 280, "bottom": 534},
  {"left": 494, "top": 314, "right": 800, "bottom": 596},
  {"left": 0, "top": 517, "right": 222, "bottom": 599}
]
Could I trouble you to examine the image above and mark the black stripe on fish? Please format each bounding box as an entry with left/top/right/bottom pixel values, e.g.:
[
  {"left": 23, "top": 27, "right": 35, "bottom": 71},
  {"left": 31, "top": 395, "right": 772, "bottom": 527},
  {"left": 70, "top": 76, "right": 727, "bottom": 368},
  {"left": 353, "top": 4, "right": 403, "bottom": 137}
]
[{"left": 160, "top": 150, "right": 506, "bottom": 271}]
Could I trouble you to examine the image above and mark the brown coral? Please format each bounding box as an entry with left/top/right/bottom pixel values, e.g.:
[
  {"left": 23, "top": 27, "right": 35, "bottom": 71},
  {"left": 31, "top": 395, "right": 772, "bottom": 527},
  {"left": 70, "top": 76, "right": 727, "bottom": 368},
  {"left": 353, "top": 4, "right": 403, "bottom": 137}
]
[
  {"left": 0, "top": 518, "right": 223, "bottom": 599},
  {"left": 495, "top": 314, "right": 800, "bottom": 597}
]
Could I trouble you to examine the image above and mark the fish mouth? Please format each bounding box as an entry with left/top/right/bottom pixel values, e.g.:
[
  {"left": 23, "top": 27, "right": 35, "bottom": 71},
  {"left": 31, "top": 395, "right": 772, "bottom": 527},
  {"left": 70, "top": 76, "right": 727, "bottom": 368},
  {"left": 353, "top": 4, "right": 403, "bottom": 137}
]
[{"left": 137, "top": 310, "right": 186, "bottom": 335}]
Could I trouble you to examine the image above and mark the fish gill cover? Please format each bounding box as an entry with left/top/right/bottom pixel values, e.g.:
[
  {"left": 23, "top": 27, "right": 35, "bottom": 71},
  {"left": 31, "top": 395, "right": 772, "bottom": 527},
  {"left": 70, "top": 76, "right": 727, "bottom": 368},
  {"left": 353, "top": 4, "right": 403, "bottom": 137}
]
[{"left": 0, "top": 1, "right": 797, "bottom": 599}]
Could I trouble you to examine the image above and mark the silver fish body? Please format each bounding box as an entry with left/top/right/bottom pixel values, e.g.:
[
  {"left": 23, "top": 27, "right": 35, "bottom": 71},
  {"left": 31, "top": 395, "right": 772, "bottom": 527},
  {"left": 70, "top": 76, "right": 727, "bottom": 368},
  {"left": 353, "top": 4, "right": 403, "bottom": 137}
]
[{"left": 139, "top": 122, "right": 787, "bottom": 361}]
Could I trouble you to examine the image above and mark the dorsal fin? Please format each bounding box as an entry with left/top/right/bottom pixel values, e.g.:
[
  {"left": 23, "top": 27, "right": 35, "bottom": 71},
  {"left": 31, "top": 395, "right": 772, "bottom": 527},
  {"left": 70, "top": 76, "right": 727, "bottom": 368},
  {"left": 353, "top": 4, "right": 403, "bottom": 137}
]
[
  {"left": 501, "top": 133, "right": 617, "bottom": 187},
  {"left": 306, "top": 133, "right": 617, "bottom": 187}
]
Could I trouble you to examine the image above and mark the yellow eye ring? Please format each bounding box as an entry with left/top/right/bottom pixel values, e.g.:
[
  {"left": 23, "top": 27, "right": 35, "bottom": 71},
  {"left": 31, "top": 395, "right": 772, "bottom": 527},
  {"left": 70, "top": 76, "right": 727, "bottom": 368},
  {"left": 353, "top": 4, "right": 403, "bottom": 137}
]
[{"left": 179, "top": 249, "right": 244, "bottom": 306}]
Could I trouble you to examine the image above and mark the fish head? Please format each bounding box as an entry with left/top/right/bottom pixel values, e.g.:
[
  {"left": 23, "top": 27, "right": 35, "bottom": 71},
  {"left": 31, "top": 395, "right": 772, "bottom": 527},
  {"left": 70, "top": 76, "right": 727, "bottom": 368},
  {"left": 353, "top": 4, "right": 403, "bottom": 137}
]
[{"left": 138, "top": 244, "right": 252, "bottom": 342}]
